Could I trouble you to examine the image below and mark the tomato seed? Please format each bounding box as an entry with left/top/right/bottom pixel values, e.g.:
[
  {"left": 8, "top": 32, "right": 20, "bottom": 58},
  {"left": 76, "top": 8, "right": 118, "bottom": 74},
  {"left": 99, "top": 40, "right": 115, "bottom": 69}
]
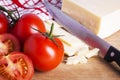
[{"left": 18, "top": 58, "right": 28, "bottom": 78}]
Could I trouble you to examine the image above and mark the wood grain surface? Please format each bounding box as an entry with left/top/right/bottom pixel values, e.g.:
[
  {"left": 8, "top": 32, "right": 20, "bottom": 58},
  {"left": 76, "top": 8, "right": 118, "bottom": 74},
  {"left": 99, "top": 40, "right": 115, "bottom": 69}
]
[{"left": 32, "top": 30, "right": 120, "bottom": 80}]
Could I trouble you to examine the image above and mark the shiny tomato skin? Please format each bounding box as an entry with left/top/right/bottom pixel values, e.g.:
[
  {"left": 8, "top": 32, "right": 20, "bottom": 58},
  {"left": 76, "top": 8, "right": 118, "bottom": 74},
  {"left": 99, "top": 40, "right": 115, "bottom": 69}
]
[
  {"left": 11, "top": 13, "right": 46, "bottom": 43},
  {"left": 24, "top": 34, "right": 64, "bottom": 71},
  {"left": 0, "top": 51, "right": 34, "bottom": 80},
  {"left": 0, "top": 33, "right": 21, "bottom": 55},
  {"left": 0, "top": 13, "right": 9, "bottom": 33}
]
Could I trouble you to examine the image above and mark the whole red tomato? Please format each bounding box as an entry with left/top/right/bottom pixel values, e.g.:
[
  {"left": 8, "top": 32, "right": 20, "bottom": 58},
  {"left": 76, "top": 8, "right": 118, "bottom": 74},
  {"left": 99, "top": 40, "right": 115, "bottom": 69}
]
[
  {"left": 11, "top": 13, "right": 46, "bottom": 44},
  {"left": 24, "top": 33, "right": 64, "bottom": 71},
  {"left": 0, "top": 33, "right": 21, "bottom": 55},
  {"left": 0, "top": 51, "right": 34, "bottom": 80},
  {"left": 0, "top": 13, "right": 9, "bottom": 33}
]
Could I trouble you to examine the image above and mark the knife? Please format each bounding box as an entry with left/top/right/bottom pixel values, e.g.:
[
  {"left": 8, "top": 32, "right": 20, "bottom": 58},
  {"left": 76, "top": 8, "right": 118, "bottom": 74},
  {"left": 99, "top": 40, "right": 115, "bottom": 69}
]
[{"left": 44, "top": 0, "right": 120, "bottom": 66}]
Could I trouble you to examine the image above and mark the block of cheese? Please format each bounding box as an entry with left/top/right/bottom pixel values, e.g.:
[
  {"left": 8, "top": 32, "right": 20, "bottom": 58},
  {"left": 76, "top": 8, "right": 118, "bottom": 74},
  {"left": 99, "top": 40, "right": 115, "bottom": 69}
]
[{"left": 62, "top": 0, "right": 120, "bottom": 38}]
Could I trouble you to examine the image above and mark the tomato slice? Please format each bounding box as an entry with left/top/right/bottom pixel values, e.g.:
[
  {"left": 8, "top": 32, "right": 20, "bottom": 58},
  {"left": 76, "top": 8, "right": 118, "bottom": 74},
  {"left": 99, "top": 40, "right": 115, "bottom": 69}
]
[
  {"left": 0, "top": 52, "right": 34, "bottom": 80},
  {"left": 0, "top": 33, "right": 21, "bottom": 56}
]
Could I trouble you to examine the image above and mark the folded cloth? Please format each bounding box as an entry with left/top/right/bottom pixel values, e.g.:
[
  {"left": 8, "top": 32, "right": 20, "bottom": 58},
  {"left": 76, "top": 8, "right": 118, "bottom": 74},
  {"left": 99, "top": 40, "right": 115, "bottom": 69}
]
[{"left": 0, "top": 0, "right": 62, "bottom": 20}]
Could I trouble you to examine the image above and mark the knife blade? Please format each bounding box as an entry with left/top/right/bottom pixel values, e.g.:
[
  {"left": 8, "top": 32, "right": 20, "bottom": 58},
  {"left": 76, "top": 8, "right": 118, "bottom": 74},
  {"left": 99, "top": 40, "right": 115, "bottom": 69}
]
[{"left": 44, "top": 0, "right": 120, "bottom": 66}]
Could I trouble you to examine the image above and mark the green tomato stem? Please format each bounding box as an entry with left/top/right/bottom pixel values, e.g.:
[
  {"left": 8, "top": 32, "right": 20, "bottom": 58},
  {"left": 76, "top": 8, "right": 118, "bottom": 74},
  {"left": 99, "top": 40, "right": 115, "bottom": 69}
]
[
  {"left": 48, "top": 23, "right": 54, "bottom": 39},
  {"left": 31, "top": 23, "right": 62, "bottom": 48},
  {"left": 0, "top": 6, "right": 19, "bottom": 24}
]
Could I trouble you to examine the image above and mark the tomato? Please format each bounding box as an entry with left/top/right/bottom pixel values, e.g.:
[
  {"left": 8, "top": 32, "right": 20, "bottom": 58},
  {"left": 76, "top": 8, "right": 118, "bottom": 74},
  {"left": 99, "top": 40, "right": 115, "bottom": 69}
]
[
  {"left": 24, "top": 34, "right": 64, "bottom": 71},
  {"left": 11, "top": 13, "right": 46, "bottom": 44},
  {"left": 0, "top": 33, "right": 21, "bottom": 56},
  {"left": 0, "top": 51, "right": 34, "bottom": 80},
  {"left": 0, "top": 13, "right": 9, "bottom": 33}
]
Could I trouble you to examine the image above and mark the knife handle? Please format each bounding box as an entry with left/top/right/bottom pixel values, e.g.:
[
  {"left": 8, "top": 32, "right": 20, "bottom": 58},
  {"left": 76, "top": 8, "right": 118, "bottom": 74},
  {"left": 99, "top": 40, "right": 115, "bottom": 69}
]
[{"left": 104, "top": 46, "right": 120, "bottom": 66}]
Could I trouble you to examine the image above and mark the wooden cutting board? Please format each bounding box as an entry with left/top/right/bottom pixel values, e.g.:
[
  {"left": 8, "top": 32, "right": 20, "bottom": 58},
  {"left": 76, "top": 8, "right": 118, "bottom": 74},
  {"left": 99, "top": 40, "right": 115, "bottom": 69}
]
[{"left": 32, "top": 30, "right": 120, "bottom": 80}]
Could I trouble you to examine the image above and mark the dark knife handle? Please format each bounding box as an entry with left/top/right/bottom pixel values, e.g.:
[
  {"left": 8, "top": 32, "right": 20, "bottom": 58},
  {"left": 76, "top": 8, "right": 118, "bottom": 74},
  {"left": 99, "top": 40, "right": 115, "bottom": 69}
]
[{"left": 104, "top": 46, "right": 120, "bottom": 66}]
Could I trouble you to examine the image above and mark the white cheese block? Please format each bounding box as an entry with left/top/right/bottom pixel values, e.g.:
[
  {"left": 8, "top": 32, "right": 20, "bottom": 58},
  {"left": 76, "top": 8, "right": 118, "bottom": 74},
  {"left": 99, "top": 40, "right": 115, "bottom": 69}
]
[{"left": 62, "top": 0, "right": 120, "bottom": 38}]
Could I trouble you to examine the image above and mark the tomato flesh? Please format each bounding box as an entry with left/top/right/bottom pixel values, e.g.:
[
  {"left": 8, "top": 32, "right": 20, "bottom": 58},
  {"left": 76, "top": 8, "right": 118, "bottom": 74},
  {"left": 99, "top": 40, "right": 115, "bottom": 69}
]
[{"left": 0, "top": 52, "right": 34, "bottom": 80}]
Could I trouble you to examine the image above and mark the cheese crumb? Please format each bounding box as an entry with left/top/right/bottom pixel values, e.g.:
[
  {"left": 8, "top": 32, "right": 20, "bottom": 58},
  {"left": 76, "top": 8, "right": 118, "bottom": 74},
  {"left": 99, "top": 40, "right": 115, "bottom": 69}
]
[
  {"left": 66, "top": 56, "right": 88, "bottom": 64},
  {"left": 85, "top": 48, "right": 99, "bottom": 58}
]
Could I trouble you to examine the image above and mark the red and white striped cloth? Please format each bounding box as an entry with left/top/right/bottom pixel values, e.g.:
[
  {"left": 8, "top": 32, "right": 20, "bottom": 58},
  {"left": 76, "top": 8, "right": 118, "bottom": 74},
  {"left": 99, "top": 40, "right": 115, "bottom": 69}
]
[{"left": 0, "top": 0, "right": 62, "bottom": 20}]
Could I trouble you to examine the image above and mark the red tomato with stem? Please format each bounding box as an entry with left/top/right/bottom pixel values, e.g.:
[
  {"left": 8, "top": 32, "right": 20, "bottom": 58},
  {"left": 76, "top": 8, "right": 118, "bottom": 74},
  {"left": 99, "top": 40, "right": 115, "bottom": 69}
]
[
  {"left": 0, "top": 51, "right": 34, "bottom": 80},
  {"left": 24, "top": 34, "right": 64, "bottom": 71},
  {"left": 0, "top": 33, "right": 21, "bottom": 55},
  {"left": 24, "top": 24, "right": 64, "bottom": 71},
  {"left": 11, "top": 13, "right": 46, "bottom": 44},
  {"left": 0, "top": 13, "right": 9, "bottom": 33}
]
